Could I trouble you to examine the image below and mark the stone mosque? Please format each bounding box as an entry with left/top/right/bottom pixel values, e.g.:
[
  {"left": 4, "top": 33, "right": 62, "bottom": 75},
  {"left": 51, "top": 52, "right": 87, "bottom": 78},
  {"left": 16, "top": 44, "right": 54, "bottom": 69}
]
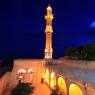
[{"left": 0, "top": 5, "right": 95, "bottom": 95}]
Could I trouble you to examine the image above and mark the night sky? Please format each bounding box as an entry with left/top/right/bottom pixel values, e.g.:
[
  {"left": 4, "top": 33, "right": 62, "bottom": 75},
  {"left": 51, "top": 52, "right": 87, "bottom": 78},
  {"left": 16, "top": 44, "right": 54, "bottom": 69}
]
[{"left": 0, "top": 0, "right": 95, "bottom": 59}]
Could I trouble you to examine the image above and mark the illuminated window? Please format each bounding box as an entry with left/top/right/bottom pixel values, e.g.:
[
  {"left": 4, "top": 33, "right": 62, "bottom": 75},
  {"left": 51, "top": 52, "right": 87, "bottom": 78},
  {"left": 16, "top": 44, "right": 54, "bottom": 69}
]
[{"left": 17, "top": 69, "right": 26, "bottom": 74}]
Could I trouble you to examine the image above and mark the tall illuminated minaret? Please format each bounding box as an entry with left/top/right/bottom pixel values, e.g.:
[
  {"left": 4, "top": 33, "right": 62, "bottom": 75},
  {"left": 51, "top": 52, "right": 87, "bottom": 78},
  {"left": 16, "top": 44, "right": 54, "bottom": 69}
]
[{"left": 44, "top": 5, "right": 54, "bottom": 59}]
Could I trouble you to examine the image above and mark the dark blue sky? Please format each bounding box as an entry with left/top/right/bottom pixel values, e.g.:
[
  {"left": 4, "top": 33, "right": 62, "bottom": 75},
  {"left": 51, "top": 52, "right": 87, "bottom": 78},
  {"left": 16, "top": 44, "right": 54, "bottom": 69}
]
[{"left": 0, "top": 0, "right": 95, "bottom": 59}]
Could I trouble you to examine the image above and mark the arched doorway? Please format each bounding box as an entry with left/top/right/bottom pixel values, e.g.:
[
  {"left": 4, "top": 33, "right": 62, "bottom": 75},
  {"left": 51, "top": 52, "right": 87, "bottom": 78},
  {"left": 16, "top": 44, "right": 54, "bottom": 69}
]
[
  {"left": 44, "top": 69, "right": 50, "bottom": 84},
  {"left": 50, "top": 72, "right": 56, "bottom": 88},
  {"left": 69, "top": 84, "right": 83, "bottom": 95},
  {"left": 58, "top": 77, "right": 67, "bottom": 95}
]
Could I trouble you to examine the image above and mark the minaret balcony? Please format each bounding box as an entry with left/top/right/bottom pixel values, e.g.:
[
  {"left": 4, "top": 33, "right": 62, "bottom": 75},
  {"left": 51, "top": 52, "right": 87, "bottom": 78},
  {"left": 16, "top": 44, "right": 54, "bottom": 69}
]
[
  {"left": 45, "top": 16, "right": 53, "bottom": 20},
  {"left": 45, "top": 26, "right": 53, "bottom": 33},
  {"left": 45, "top": 48, "right": 53, "bottom": 53}
]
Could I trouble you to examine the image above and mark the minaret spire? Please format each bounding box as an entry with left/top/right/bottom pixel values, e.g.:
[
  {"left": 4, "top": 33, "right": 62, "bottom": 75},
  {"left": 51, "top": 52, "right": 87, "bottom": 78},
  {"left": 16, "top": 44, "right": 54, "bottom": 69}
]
[{"left": 44, "top": 5, "right": 54, "bottom": 59}]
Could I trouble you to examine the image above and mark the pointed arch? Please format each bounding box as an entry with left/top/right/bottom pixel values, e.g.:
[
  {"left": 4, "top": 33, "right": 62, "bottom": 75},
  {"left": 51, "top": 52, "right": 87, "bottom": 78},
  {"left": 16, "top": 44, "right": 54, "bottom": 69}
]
[
  {"left": 44, "top": 69, "right": 50, "bottom": 84},
  {"left": 69, "top": 84, "right": 83, "bottom": 95},
  {"left": 50, "top": 72, "right": 56, "bottom": 88},
  {"left": 58, "top": 77, "right": 67, "bottom": 95}
]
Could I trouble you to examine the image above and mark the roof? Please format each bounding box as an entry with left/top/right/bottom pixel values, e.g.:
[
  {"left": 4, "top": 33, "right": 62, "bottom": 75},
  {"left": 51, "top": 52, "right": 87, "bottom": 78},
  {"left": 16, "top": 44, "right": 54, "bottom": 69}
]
[{"left": 46, "top": 62, "right": 95, "bottom": 86}]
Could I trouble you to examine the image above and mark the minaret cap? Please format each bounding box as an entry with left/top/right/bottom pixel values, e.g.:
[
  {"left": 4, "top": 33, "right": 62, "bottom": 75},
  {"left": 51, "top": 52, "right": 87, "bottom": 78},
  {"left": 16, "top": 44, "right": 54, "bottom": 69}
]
[{"left": 47, "top": 4, "right": 52, "bottom": 11}]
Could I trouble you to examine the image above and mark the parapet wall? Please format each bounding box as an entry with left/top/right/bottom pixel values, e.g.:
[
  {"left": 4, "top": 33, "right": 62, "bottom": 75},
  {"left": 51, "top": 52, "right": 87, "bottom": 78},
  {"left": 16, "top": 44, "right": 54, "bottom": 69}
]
[{"left": 61, "top": 59, "right": 95, "bottom": 70}]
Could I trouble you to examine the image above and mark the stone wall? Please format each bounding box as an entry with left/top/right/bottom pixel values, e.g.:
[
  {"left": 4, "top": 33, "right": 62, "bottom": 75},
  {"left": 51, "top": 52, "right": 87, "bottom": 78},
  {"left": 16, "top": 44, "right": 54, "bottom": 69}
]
[
  {"left": 52, "top": 59, "right": 95, "bottom": 95},
  {"left": 2, "top": 59, "right": 46, "bottom": 95},
  {"left": 61, "top": 59, "right": 95, "bottom": 70},
  {"left": 0, "top": 72, "right": 11, "bottom": 95},
  {"left": 13, "top": 59, "right": 45, "bottom": 84}
]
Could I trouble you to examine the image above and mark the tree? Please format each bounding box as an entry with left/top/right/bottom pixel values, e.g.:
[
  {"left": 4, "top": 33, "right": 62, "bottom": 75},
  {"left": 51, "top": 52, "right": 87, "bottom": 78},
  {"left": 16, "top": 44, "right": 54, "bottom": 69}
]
[
  {"left": 65, "top": 47, "right": 75, "bottom": 58},
  {"left": 65, "top": 42, "right": 95, "bottom": 60},
  {"left": 11, "top": 83, "right": 35, "bottom": 95}
]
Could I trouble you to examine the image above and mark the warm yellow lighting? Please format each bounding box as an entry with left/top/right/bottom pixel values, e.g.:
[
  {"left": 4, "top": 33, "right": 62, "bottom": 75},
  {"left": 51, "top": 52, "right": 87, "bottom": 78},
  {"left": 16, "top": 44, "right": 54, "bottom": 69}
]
[
  {"left": 51, "top": 72, "right": 54, "bottom": 78},
  {"left": 18, "top": 75, "right": 23, "bottom": 79},
  {"left": 50, "top": 72, "right": 56, "bottom": 88},
  {"left": 43, "top": 75, "right": 46, "bottom": 78},
  {"left": 44, "top": 5, "right": 53, "bottom": 59},
  {"left": 17, "top": 69, "right": 26, "bottom": 74},
  {"left": 44, "top": 69, "right": 49, "bottom": 84},
  {"left": 50, "top": 82, "right": 55, "bottom": 88},
  {"left": 58, "top": 77, "right": 67, "bottom": 95},
  {"left": 47, "top": 5, "right": 52, "bottom": 11},
  {"left": 69, "top": 84, "right": 83, "bottom": 95},
  {"left": 46, "top": 69, "right": 49, "bottom": 74},
  {"left": 27, "top": 68, "right": 34, "bottom": 73}
]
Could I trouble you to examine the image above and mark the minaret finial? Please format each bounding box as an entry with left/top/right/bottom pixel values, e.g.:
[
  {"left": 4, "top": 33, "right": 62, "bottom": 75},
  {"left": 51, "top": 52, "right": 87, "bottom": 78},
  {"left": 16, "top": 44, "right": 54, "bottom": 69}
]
[
  {"left": 48, "top": 4, "right": 51, "bottom": 7},
  {"left": 47, "top": 4, "right": 52, "bottom": 11}
]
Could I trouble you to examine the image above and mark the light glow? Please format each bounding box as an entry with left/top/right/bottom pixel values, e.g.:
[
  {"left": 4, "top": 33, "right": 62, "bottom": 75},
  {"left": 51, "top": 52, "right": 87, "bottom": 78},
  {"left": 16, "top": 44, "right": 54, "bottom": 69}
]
[
  {"left": 17, "top": 69, "right": 26, "bottom": 74},
  {"left": 69, "top": 84, "right": 83, "bottom": 95},
  {"left": 91, "top": 22, "right": 95, "bottom": 28},
  {"left": 45, "top": 5, "right": 53, "bottom": 59},
  {"left": 27, "top": 68, "right": 34, "bottom": 73},
  {"left": 58, "top": 77, "right": 67, "bottom": 95},
  {"left": 50, "top": 72, "right": 56, "bottom": 88},
  {"left": 44, "top": 69, "right": 49, "bottom": 84},
  {"left": 51, "top": 72, "right": 54, "bottom": 78}
]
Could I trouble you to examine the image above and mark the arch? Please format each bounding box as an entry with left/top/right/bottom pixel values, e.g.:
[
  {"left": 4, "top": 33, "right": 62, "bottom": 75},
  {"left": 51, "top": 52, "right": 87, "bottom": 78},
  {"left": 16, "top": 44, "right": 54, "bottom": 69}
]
[
  {"left": 17, "top": 69, "right": 26, "bottom": 74},
  {"left": 69, "top": 84, "right": 83, "bottom": 95},
  {"left": 58, "top": 77, "right": 67, "bottom": 95},
  {"left": 44, "top": 69, "right": 50, "bottom": 84},
  {"left": 50, "top": 72, "right": 56, "bottom": 88}
]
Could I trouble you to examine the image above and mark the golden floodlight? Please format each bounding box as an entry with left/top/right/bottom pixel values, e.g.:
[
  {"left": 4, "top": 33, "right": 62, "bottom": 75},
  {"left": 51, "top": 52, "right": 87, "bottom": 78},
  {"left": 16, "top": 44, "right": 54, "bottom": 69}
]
[{"left": 44, "top": 5, "right": 54, "bottom": 59}]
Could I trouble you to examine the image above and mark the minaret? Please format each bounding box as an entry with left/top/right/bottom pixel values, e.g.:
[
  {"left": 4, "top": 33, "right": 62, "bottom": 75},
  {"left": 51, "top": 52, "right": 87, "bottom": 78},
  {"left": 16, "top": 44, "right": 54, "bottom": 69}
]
[{"left": 44, "top": 5, "right": 54, "bottom": 59}]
